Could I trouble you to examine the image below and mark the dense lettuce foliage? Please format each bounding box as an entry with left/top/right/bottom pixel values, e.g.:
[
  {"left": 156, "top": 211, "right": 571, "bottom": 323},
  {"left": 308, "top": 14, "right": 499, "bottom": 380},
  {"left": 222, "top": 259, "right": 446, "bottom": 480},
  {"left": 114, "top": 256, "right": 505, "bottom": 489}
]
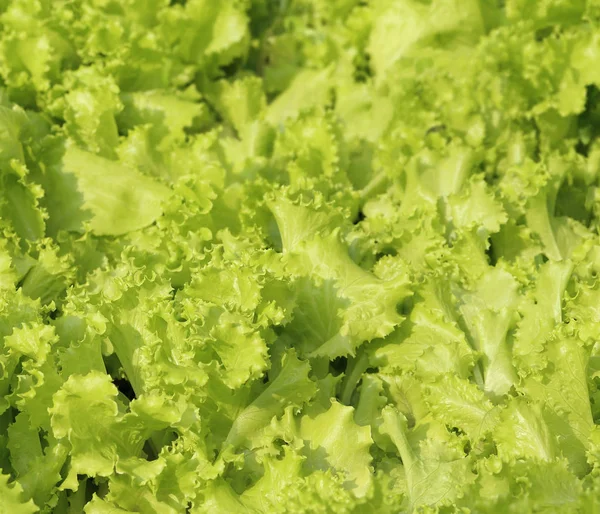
[{"left": 3, "top": 0, "right": 600, "bottom": 512}]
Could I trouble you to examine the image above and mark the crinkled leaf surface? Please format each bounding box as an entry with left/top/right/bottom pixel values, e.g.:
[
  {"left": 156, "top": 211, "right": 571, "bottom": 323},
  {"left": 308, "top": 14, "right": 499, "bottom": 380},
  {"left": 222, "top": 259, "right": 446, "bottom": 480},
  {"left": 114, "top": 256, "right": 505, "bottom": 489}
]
[{"left": 1, "top": 1, "right": 600, "bottom": 512}]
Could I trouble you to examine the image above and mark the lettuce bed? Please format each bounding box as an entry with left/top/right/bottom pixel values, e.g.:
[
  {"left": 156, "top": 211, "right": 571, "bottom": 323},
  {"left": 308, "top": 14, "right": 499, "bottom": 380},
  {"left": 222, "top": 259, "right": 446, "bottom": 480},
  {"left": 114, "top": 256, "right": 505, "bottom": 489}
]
[{"left": 2, "top": 1, "right": 600, "bottom": 512}]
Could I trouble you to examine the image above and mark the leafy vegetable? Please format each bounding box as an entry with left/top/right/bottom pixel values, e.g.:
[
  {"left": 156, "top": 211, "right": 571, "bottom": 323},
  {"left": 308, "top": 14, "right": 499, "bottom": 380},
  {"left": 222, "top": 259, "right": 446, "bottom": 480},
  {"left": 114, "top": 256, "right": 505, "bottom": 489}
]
[{"left": 2, "top": 0, "right": 600, "bottom": 512}]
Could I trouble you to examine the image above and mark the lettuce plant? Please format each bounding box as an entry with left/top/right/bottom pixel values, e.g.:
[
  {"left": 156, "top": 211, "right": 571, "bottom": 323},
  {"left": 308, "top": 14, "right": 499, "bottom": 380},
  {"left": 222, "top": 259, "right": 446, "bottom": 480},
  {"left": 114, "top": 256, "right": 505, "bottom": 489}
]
[{"left": 2, "top": 0, "right": 600, "bottom": 512}]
